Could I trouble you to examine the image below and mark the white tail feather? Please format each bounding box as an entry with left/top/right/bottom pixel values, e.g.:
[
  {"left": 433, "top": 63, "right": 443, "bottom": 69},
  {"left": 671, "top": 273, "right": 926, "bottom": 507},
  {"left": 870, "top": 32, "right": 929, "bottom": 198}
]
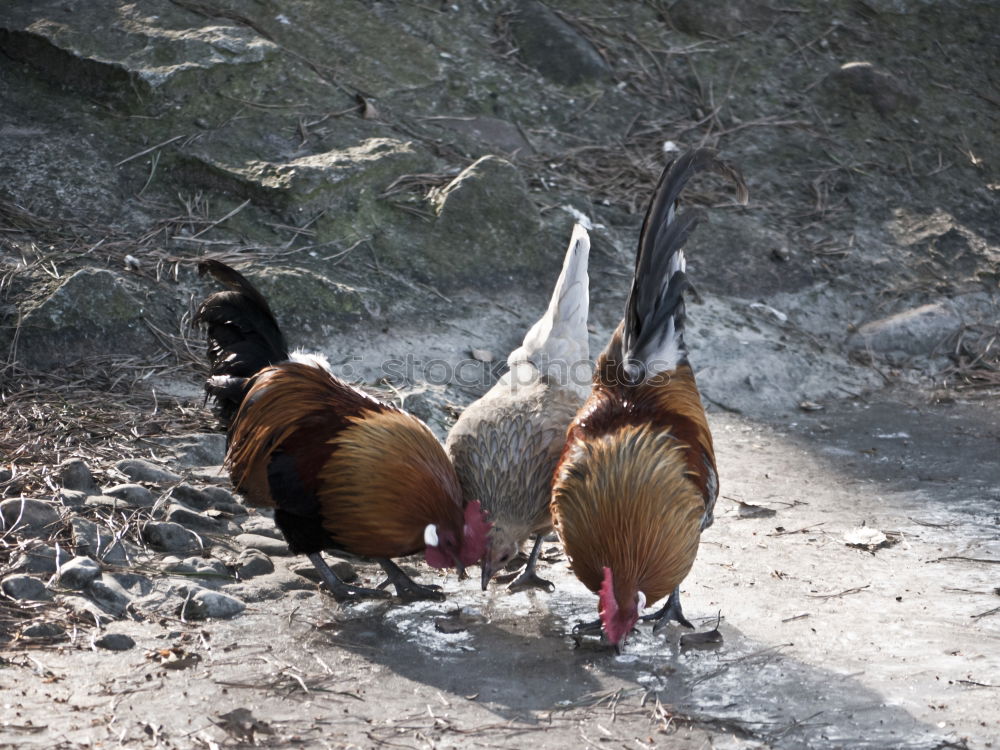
[{"left": 508, "top": 224, "right": 590, "bottom": 376}]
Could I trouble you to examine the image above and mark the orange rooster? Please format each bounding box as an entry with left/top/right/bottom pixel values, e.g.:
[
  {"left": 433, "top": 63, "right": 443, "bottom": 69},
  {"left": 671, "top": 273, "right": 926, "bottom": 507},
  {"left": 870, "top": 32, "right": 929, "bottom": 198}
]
[
  {"left": 551, "top": 149, "right": 747, "bottom": 650},
  {"left": 196, "top": 261, "right": 491, "bottom": 602}
]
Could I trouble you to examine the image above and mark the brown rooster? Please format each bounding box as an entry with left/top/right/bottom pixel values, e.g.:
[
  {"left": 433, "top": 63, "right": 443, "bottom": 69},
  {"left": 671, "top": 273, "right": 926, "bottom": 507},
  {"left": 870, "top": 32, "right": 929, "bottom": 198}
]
[
  {"left": 446, "top": 224, "right": 590, "bottom": 592},
  {"left": 196, "top": 260, "right": 491, "bottom": 602},
  {"left": 551, "top": 149, "right": 747, "bottom": 650}
]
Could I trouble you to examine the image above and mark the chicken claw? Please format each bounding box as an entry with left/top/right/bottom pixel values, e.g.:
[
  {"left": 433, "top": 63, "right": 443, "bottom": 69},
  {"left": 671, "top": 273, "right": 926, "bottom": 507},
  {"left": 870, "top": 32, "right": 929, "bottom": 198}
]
[
  {"left": 377, "top": 558, "right": 446, "bottom": 602},
  {"left": 308, "top": 553, "right": 392, "bottom": 603},
  {"left": 507, "top": 536, "right": 555, "bottom": 593},
  {"left": 641, "top": 587, "right": 694, "bottom": 632}
]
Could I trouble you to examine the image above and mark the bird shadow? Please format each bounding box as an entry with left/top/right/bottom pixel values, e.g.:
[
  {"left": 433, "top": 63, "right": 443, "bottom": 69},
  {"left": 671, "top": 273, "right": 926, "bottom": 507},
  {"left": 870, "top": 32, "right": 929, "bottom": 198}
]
[{"left": 316, "top": 584, "right": 957, "bottom": 749}]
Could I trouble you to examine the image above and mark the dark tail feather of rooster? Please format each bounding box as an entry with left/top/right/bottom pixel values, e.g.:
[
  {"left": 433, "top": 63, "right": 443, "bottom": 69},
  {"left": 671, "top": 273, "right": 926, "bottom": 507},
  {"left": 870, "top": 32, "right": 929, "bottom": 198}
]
[
  {"left": 195, "top": 259, "right": 290, "bottom": 426},
  {"left": 621, "top": 149, "right": 748, "bottom": 382}
]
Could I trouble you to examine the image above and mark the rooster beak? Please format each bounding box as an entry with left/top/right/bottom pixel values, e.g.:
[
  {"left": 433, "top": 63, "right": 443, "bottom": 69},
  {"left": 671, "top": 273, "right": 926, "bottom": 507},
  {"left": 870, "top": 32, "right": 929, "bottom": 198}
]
[{"left": 480, "top": 560, "right": 493, "bottom": 591}]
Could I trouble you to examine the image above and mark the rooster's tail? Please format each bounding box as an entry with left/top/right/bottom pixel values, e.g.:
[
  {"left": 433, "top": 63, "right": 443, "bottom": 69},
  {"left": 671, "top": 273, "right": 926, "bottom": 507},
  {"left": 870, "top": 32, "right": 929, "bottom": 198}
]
[
  {"left": 195, "top": 260, "right": 290, "bottom": 427},
  {"left": 508, "top": 223, "right": 591, "bottom": 381},
  {"left": 621, "top": 149, "right": 747, "bottom": 382}
]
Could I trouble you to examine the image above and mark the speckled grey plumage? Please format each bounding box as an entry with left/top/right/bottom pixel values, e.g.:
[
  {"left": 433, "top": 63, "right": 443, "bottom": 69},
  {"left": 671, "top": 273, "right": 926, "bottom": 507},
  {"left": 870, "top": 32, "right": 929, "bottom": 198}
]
[{"left": 446, "top": 225, "right": 591, "bottom": 579}]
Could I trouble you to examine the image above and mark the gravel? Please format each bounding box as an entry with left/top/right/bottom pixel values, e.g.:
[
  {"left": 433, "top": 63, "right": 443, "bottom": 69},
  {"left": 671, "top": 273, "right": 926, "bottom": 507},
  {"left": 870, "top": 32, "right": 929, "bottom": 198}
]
[{"left": 236, "top": 533, "right": 290, "bottom": 556}]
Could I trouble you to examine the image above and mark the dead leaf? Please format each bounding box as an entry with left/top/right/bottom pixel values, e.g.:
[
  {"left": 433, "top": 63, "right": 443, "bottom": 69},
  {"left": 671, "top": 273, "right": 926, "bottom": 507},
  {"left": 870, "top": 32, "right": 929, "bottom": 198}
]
[
  {"left": 680, "top": 613, "right": 724, "bottom": 649},
  {"left": 843, "top": 527, "right": 890, "bottom": 550},
  {"left": 357, "top": 95, "right": 379, "bottom": 120},
  {"left": 216, "top": 707, "right": 273, "bottom": 742},
  {"left": 735, "top": 499, "right": 777, "bottom": 518}
]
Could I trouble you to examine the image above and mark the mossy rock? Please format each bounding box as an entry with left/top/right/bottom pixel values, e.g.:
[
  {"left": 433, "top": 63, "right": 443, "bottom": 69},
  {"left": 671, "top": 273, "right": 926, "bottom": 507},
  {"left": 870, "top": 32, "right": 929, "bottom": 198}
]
[
  {"left": 249, "top": 266, "right": 367, "bottom": 342},
  {"left": 15, "top": 269, "right": 153, "bottom": 369},
  {"left": 371, "top": 156, "right": 544, "bottom": 289}
]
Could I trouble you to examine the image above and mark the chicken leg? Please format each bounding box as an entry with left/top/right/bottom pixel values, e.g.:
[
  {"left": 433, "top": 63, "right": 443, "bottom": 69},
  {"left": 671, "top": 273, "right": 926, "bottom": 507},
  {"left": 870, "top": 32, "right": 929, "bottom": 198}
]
[
  {"left": 641, "top": 586, "right": 694, "bottom": 632},
  {"left": 308, "top": 553, "right": 391, "bottom": 603},
  {"left": 376, "top": 558, "right": 446, "bottom": 602},
  {"left": 507, "top": 535, "right": 555, "bottom": 593}
]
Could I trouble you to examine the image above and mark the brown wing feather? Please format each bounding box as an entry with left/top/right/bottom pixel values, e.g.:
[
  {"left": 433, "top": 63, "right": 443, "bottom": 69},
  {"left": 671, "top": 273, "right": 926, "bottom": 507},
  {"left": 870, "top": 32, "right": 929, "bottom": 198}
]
[{"left": 226, "top": 362, "right": 389, "bottom": 505}]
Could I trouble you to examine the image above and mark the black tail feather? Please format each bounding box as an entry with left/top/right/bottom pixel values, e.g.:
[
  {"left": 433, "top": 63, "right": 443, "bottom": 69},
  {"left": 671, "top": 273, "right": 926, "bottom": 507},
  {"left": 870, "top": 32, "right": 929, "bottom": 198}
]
[
  {"left": 622, "top": 149, "right": 747, "bottom": 378},
  {"left": 195, "top": 261, "right": 290, "bottom": 426}
]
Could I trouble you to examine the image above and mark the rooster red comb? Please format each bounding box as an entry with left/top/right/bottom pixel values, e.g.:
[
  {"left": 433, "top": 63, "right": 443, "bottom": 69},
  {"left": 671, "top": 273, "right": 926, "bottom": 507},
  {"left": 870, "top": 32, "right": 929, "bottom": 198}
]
[{"left": 459, "top": 499, "right": 492, "bottom": 567}]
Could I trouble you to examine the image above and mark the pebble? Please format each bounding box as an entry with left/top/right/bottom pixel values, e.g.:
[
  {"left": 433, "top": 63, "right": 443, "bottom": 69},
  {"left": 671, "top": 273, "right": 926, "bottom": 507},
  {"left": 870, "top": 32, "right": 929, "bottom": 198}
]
[
  {"left": 22, "top": 621, "right": 66, "bottom": 639},
  {"left": 84, "top": 494, "right": 131, "bottom": 510},
  {"left": 93, "top": 632, "right": 136, "bottom": 651},
  {"left": 235, "top": 549, "right": 274, "bottom": 579},
  {"left": 150, "top": 433, "right": 226, "bottom": 467},
  {"left": 165, "top": 504, "right": 237, "bottom": 535},
  {"left": 142, "top": 521, "right": 204, "bottom": 553},
  {"left": 1, "top": 574, "right": 51, "bottom": 601},
  {"left": 103, "top": 483, "right": 156, "bottom": 508},
  {"left": 12, "top": 543, "right": 63, "bottom": 574},
  {"left": 115, "top": 458, "right": 181, "bottom": 485},
  {"left": 60, "top": 457, "right": 99, "bottom": 494},
  {"left": 58, "top": 556, "right": 102, "bottom": 589},
  {"left": 184, "top": 589, "right": 246, "bottom": 619},
  {"left": 87, "top": 576, "right": 134, "bottom": 616},
  {"left": 0, "top": 498, "right": 61, "bottom": 539},
  {"left": 293, "top": 559, "right": 358, "bottom": 583},
  {"left": 56, "top": 594, "right": 116, "bottom": 626},
  {"left": 164, "top": 556, "right": 229, "bottom": 580},
  {"left": 57, "top": 488, "right": 88, "bottom": 507},
  {"left": 71, "top": 517, "right": 138, "bottom": 565},
  {"left": 236, "top": 533, "right": 290, "bottom": 556},
  {"left": 239, "top": 514, "right": 282, "bottom": 539}
]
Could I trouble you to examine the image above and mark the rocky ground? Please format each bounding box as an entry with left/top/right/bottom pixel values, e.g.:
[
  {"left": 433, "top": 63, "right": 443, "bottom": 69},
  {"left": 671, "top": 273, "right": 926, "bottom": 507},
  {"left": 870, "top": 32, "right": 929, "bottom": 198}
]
[{"left": 1, "top": 1, "right": 998, "bottom": 748}]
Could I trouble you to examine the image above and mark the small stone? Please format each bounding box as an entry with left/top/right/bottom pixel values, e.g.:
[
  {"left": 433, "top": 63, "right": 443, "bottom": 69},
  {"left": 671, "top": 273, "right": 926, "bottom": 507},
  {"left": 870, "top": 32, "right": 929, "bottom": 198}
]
[
  {"left": 142, "top": 521, "right": 204, "bottom": 553},
  {"left": 71, "top": 517, "right": 139, "bottom": 565},
  {"left": 825, "top": 61, "right": 918, "bottom": 116},
  {"left": 85, "top": 494, "right": 129, "bottom": 509},
  {"left": 165, "top": 483, "right": 214, "bottom": 511},
  {"left": 12, "top": 543, "right": 62, "bottom": 574},
  {"left": 511, "top": 0, "right": 610, "bottom": 85},
  {"left": 771, "top": 246, "right": 791, "bottom": 262},
  {"left": 239, "top": 515, "right": 283, "bottom": 539},
  {"left": 57, "top": 488, "right": 88, "bottom": 507},
  {"left": 103, "top": 484, "right": 156, "bottom": 508},
  {"left": 1, "top": 574, "right": 51, "bottom": 601},
  {"left": 235, "top": 533, "right": 290, "bottom": 556},
  {"left": 114, "top": 458, "right": 181, "bottom": 485},
  {"left": 849, "top": 302, "right": 962, "bottom": 356},
  {"left": 60, "top": 457, "right": 99, "bottom": 494},
  {"left": 235, "top": 549, "right": 274, "bottom": 579},
  {"left": 148, "top": 433, "right": 226, "bottom": 467},
  {"left": 184, "top": 589, "right": 246, "bottom": 619},
  {"left": 93, "top": 632, "right": 136, "bottom": 651},
  {"left": 293, "top": 559, "right": 357, "bottom": 583},
  {"left": 59, "top": 556, "right": 102, "bottom": 589},
  {"left": 0, "top": 498, "right": 61, "bottom": 539},
  {"left": 167, "top": 557, "right": 229, "bottom": 580},
  {"left": 22, "top": 621, "right": 66, "bottom": 639},
  {"left": 55, "top": 594, "right": 116, "bottom": 626},
  {"left": 87, "top": 575, "right": 133, "bottom": 616},
  {"left": 165, "top": 504, "right": 237, "bottom": 535}
]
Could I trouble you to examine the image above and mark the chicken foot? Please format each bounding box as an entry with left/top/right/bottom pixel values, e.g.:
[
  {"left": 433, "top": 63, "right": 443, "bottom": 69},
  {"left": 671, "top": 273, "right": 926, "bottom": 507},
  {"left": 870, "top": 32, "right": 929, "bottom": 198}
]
[
  {"left": 376, "top": 558, "right": 446, "bottom": 602},
  {"left": 308, "top": 553, "right": 391, "bottom": 603},
  {"left": 507, "top": 535, "right": 555, "bottom": 593},
  {"left": 641, "top": 586, "right": 694, "bottom": 632}
]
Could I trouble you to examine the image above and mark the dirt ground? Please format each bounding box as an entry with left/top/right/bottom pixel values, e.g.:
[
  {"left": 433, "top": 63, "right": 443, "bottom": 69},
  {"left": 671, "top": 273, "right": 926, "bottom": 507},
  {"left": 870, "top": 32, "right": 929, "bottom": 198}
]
[{"left": 3, "top": 388, "right": 997, "bottom": 750}]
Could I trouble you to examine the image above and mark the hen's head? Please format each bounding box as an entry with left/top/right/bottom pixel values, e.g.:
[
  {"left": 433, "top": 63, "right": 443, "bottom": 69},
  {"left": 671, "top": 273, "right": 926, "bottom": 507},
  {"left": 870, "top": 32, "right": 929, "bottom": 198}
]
[
  {"left": 598, "top": 567, "right": 645, "bottom": 652},
  {"left": 478, "top": 524, "right": 521, "bottom": 591},
  {"left": 424, "top": 500, "right": 491, "bottom": 574}
]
